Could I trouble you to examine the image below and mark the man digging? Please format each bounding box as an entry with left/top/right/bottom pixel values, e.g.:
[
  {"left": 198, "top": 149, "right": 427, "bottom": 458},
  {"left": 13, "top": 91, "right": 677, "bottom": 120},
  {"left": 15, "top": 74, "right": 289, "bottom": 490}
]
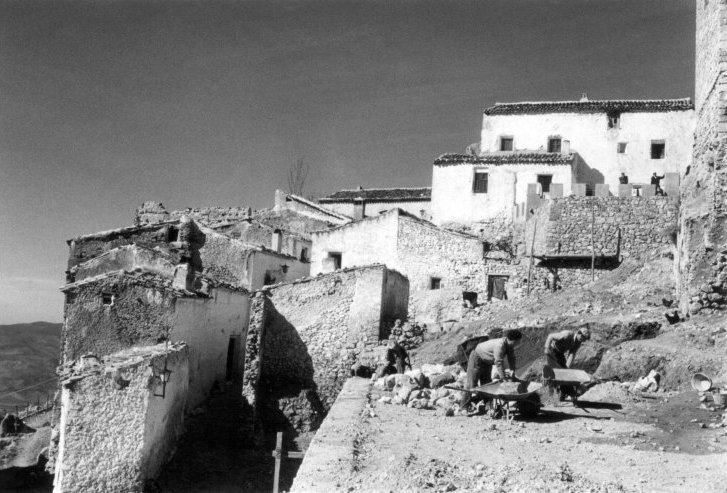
[{"left": 544, "top": 327, "right": 590, "bottom": 369}]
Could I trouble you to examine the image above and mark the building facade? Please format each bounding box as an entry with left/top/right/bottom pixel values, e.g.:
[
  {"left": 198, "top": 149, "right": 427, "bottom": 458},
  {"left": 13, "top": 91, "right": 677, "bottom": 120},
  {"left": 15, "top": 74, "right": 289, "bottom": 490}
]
[
  {"left": 318, "top": 187, "right": 431, "bottom": 220},
  {"left": 481, "top": 98, "right": 695, "bottom": 195}
]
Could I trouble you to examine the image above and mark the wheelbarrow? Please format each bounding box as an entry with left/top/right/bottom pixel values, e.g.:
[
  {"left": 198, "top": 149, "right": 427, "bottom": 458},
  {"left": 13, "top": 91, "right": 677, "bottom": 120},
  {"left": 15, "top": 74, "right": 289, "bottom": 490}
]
[
  {"left": 446, "top": 380, "right": 543, "bottom": 420},
  {"left": 542, "top": 365, "right": 619, "bottom": 405}
]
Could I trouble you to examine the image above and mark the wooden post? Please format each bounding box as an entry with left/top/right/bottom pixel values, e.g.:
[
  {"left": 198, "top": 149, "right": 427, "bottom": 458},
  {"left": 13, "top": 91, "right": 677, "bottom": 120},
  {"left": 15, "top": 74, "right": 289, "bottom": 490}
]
[
  {"left": 590, "top": 199, "right": 595, "bottom": 281},
  {"left": 271, "top": 431, "right": 305, "bottom": 493},
  {"left": 272, "top": 432, "right": 282, "bottom": 493},
  {"left": 527, "top": 219, "right": 537, "bottom": 296}
]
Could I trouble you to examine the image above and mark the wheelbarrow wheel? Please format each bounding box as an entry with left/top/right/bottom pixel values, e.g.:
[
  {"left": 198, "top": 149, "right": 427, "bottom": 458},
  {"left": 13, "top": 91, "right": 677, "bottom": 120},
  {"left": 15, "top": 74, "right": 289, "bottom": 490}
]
[{"left": 516, "top": 399, "right": 540, "bottom": 419}]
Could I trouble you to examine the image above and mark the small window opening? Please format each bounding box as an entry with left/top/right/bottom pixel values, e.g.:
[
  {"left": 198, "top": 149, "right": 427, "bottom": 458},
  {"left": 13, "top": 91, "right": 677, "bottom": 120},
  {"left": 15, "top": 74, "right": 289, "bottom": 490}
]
[
  {"left": 617, "top": 142, "right": 627, "bottom": 154},
  {"left": 102, "top": 293, "right": 114, "bottom": 306},
  {"left": 473, "top": 171, "right": 488, "bottom": 193},
  {"left": 168, "top": 227, "right": 179, "bottom": 242},
  {"left": 263, "top": 271, "right": 276, "bottom": 285},
  {"left": 607, "top": 111, "right": 621, "bottom": 129},
  {"left": 547, "top": 137, "right": 561, "bottom": 153},
  {"left": 536, "top": 174, "right": 553, "bottom": 193},
  {"left": 651, "top": 141, "right": 666, "bottom": 159},
  {"left": 328, "top": 252, "right": 342, "bottom": 270},
  {"left": 430, "top": 277, "right": 441, "bottom": 290},
  {"left": 463, "top": 291, "right": 478, "bottom": 307},
  {"left": 499, "top": 137, "right": 513, "bottom": 151},
  {"left": 300, "top": 247, "right": 309, "bottom": 262},
  {"left": 585, "top": 184, "right": 595, "bottom": 197}
]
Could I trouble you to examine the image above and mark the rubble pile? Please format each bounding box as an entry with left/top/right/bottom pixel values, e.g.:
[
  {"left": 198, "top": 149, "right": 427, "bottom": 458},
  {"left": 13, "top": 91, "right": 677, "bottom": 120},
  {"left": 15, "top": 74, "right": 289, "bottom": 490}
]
[
  {"left": 373, "top": 364, "right": 466, "bottom": 413},
  {"left": 390, "top": 320, "right": 427, "bottom": 350}
]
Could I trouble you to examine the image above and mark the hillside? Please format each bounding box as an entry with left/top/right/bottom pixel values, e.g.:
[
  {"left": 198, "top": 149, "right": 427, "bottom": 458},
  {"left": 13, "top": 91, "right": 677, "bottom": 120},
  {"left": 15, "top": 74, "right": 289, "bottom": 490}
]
[{"left": 0, "top": 322, "right": 61, "bottom": 410}]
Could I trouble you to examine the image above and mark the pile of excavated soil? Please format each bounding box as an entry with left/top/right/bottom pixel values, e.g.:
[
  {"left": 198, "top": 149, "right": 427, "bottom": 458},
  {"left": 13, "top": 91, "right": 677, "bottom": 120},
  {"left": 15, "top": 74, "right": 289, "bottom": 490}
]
[{"left": 579, "top": 382, "right": 636, "bottom": 403}]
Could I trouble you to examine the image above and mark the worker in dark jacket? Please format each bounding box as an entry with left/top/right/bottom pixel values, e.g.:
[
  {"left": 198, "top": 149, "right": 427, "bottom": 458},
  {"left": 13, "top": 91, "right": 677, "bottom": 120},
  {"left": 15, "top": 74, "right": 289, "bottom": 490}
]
[
  {"left": 460, "top": 330, "right": 522, "bottom": 408},
  {"left": 651, "top": 172, "right": 665, "bottom": 195},
  {"left": 544, "top": 327, "right": 590, "bottom": 369}
]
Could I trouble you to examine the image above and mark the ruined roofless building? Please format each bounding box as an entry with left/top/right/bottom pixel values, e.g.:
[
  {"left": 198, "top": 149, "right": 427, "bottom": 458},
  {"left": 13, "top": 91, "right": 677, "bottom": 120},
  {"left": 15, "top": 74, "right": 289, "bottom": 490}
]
[{"left": 318, "top": 186, "right": 431, "bottom": 221}]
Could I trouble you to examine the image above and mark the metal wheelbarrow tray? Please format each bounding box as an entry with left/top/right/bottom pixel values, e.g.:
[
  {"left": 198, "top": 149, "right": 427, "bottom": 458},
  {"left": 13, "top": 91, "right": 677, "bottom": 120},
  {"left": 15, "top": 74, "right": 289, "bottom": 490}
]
[{"left": 446, "top": 381, "right": 543, "bottom": 419}]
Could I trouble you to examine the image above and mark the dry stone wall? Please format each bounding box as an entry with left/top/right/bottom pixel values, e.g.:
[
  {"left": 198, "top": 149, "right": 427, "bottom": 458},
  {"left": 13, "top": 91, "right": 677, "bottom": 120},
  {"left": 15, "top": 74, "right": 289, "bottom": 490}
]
[
  {"left": 246, "top": 265, "right": 407, "bottom": 435},
  {"left": 62, "top": 276, "right": 179, "bottom": 363},
  {"left": 530, "top": 196, "right": 677, "bottom": 257},
  {"left": 678, "top": 0, "right": 727, "bottom": 314}
]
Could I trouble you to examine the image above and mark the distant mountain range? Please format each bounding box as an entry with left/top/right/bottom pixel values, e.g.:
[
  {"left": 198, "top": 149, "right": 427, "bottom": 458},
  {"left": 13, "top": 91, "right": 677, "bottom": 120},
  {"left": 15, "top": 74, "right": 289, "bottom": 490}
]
[{"left": 0, "top": 322, "right": 61, "bottom": 410}]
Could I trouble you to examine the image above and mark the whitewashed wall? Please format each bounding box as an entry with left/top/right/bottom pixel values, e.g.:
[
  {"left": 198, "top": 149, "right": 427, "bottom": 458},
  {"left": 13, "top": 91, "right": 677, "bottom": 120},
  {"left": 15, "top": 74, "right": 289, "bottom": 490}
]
[
  {"left": 431, "top": 163, "right": 573, "bottom": 225},
  {"left": 481, "top": 110, "right": 694, "bottom": 192}
]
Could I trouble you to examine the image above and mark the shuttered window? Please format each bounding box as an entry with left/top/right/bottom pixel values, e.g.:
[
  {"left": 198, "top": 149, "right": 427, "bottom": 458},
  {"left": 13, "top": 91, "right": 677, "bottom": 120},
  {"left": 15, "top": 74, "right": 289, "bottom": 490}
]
[{"left": 473, "top": 172, "right": 489, "bottom": 193}]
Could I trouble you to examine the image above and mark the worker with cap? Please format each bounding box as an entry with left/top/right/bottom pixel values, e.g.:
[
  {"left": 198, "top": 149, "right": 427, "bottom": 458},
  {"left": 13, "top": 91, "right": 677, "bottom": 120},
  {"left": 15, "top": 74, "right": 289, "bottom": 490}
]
[
  {"left": 544, "top": 327, "right": 591, "bottom": 369},
  {"left": 374, "top": 336, "right": 411, "bottom": 379},
  {"left": 460, "top": 329, "right": 522, "bottom": 408}
]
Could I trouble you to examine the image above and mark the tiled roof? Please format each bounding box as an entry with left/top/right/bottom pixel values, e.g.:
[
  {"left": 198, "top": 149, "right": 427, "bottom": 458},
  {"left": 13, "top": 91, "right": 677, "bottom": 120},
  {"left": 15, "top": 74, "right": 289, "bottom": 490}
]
[
  {"left": 281, "top": 192, "right": 353, "bottom": 221},
  {"left": 484, "top": 98, "right": 693, "bottom": 115},
  {"left": 319, "top": 187, "right": 431, "bottom": 203},
  {"left": 434, "top": 152, "right": 575, "bottom": 166}
]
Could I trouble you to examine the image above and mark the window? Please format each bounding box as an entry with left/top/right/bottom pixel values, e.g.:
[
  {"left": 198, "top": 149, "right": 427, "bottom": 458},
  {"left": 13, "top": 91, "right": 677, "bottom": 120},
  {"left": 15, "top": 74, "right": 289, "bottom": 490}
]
[
  {"left": 547, "top": 138, "right": 561, "bottom": 153},
  {"left": 617, "top": 142, "right": 628, "bottom": 154},
  {"left": 607, "top": 111, "right": 621, "bottom": 129},
  {"left": 168, "top": 227, "right": 179, "bottom": 242},
  {"left": 102, "top": 293, "right": 114, "bottom": 306},
  {"left": 651, "top": 141, "right": 666, "bottom": 159},
  {"left": 430, "top": 277, "right": 441, "bottom": 290},
  {"left": 585, "top": 184, "right": 596, "bottom": 197},
  {"left": 328, "top": 252, "right": 342, "bottom": 270},
  {"left": 536, "top": 174, "right": 553, "bottom": 193},
  {"left": 473, "top": 171, "right": 489, "bottom": 193},
  {"left": 299, "top": 247, "right": 309, "bottom": 262},
  {"left": 499, "top": 137, "right": 514, "bottom": 151}
]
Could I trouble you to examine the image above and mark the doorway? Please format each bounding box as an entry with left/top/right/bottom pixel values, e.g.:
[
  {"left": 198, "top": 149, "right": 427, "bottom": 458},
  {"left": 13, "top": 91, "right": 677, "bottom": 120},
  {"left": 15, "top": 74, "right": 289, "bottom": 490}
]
[
  {"left": 226, "top": 335, "right": 240, "bottom": 381},
  {"left": 488, "top": 275, "right": 509, "bottom": 301}
]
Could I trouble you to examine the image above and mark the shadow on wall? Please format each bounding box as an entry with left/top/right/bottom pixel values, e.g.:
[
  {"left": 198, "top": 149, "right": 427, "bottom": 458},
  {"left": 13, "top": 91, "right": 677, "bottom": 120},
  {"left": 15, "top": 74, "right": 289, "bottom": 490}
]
[
  {"left": 258, "top": 305, "right": 326, "bottom": 445},
  {"left": 574, "top": 156, "right": 605, "bottom": 189}
]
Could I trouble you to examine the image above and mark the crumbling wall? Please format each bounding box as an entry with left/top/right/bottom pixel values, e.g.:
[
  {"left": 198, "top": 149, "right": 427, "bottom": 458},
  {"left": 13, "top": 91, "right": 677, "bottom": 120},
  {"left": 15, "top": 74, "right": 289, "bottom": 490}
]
[
  {"left": 54, "top": 344, "right": 188, "bottom": 493},
  {"left": 67, "top": 223, "right": 181, "bottom": 272},
  {"left": 249, "top": 265, "right": 407, "bottom": 434},
  {"left": 61, "top": 276, "right": 178, "bottom": 363},
  {"left": 532, "top": 196, "right": 677, "bottom": 257},
  {"left": 678, "top": 0, "right": 727, "bottom": 314},
  {"left": 72, "top": 245, "right": 176, "bottom": 282},
  {"left": 168, "top": 206, "right": 252, "bottom": 227},
  {"left": 396, "top": 214, "right": 487, "bottom": 292}
]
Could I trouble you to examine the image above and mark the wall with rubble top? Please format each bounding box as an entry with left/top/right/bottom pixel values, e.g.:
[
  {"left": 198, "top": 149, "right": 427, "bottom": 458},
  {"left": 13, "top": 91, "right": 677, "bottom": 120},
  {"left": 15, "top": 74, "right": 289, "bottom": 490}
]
[
  {"left": 54, "top": 344, "right": 189, "bottom": 493},
  {"left": 529, "top": 196, "right": 677, "bottom": 257},
  {"left": 678, "top": 0, "right": 727, "bottom": 314},
  {"left": 245, "top": 265, "right": 407, "bottom": 435}
]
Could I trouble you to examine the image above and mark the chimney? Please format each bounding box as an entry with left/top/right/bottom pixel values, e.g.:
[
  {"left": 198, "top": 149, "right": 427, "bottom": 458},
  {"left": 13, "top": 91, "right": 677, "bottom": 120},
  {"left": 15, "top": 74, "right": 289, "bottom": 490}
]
[
  {"left": 561, "top": 140, "right": 571, "bottom": 154},
  {"left": 580, "top": 92, "right": 589, "bottom": 102},
  {"left": 271, "top": 229, "right": 282, "bottom": 253},
  {"left": 353, "top": 198, "right": 365, "bottom": 220}
]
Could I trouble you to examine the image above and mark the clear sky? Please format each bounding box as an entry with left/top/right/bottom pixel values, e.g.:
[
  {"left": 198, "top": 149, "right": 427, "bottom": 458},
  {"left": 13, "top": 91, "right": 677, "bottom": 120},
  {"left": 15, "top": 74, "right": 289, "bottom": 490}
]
[{"left": 0, "top": 0, "right": 694, "bottom": 324}]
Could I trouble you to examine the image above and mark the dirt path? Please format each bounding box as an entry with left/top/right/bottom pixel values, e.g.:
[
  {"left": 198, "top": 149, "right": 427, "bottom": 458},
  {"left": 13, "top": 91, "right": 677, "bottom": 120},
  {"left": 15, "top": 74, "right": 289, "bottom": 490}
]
[{"left": 340, "top": 387, "right": 727, "bottom": 492}]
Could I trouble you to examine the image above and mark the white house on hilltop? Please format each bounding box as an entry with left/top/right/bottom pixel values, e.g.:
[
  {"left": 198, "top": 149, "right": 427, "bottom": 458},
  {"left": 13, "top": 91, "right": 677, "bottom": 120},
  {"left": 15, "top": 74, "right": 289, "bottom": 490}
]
[{"left": 431, "top": 97, "right": 695, "bottom": 229}]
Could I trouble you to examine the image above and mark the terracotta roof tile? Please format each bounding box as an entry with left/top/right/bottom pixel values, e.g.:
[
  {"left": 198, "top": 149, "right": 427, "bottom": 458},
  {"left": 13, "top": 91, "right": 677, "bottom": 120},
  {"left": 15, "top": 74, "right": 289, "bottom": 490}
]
[
  {"left": 434, "top": 152, "right": 576, "bottom": 166},
  {"left": 319, "top": 187, "right": 431, "bottom": 203},
  {"left": 484, "top": 98, "right": 693, "bottom": 115}
]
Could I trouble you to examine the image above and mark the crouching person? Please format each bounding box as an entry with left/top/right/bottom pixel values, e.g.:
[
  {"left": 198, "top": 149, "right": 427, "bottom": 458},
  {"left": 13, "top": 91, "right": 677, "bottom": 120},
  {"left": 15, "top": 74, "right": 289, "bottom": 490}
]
[
  {"left": 374, "top": 337, "right": 411, "bottom": 379},
  {"left": 544, "top": 327, "right": 590, "bottom": 369}
]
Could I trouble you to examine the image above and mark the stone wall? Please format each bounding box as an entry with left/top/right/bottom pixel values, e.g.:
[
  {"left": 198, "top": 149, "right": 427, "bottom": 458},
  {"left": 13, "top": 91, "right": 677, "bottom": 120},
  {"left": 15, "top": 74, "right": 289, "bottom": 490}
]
[
  {"left": 54, "top": 344, "right": 189, "bottom": 493},
  {"left": 678, "top": 0, "right": 727, "bottom": 314},
  {"left": 246, "top": 265, "right": 407, "bottom": 435},
  {"left": 61, "top": 274, "right": 180, "bottom": 363},
  {"left": 71, "top": 245, "right": 176, "bottom": 282},
  {"left": 529, "top": 196, "right": 677, "bottom": 257}
]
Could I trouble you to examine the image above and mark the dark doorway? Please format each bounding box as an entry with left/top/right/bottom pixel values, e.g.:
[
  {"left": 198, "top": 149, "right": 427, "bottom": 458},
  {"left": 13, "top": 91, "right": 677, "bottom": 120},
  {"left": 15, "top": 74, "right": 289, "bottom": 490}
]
[
  {"left": 226, "top": 336, "right": 238, "bottom": 381},
  {"left": 488, "top": 275, "right": 509, "bottom": 301},
  {"left": 328, "top": 252, "right": 342, "bottom": 270}
]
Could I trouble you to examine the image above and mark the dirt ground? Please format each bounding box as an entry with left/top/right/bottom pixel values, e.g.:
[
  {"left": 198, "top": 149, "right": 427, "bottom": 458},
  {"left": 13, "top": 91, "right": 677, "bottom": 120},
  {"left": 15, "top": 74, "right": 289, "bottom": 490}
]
[{"left": 338, "top": 386, "right": 727, "bottom": 493}]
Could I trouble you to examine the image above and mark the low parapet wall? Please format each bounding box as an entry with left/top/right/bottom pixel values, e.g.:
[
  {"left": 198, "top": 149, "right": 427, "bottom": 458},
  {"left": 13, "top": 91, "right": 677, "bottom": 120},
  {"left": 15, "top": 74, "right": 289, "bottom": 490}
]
[{"left": 290, "top": 377, "right": 371, "bottom": 493}]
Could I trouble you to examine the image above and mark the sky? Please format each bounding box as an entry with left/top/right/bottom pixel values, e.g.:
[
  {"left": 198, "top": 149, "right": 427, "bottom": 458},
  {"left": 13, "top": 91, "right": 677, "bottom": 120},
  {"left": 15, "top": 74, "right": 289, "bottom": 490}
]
[{"left": 0, "top": 0, "right": 695, "bottom": 324}]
